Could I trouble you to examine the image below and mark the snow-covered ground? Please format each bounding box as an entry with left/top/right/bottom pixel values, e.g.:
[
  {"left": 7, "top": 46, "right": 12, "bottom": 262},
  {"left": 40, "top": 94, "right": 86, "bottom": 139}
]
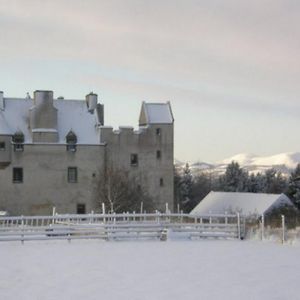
[{"left": 1, "top": 240, "right": 299, "bottom": 300}]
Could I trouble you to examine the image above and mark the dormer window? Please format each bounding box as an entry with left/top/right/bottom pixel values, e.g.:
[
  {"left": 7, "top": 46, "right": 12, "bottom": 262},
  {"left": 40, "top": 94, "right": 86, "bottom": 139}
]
[
  {"left": 13, "top": 131, "right": 24, "bottom": 152},
  {"left": 66, "top": 130, "right": 77, "bottom": 152}
]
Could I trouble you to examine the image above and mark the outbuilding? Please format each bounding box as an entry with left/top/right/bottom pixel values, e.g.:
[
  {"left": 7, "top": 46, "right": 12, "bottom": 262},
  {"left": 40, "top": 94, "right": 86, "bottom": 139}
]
[{"left": 190, "top": 191, "right": 295, "bottom": 217}]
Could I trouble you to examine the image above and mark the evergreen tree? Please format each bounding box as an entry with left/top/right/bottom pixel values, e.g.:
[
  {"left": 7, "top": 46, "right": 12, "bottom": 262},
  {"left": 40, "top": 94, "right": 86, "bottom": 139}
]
[
  {"left": 287, "top": 163, "right": 300, "bottom": 209},
  {"left": 263, "top": 168, "right": 288, "bottom": 194},
  {"left": 247, "top": 173, "right": 260, "bottom": 193},
  {"left": 218, "top": 161, "right": 248, "bottom": 192},
  {"left": 179, "top": 163, "right": 194, "bottom": 212},
  {"left": 191, "top": 172, "right": 212, "bottom": 207}
]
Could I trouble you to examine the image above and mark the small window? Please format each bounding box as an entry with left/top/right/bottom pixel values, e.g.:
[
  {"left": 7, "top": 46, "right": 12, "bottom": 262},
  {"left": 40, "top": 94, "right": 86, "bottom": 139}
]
[
  {"left": 68, "top": 167, "right": 78, "bottom": 183},
  {"left": 13, "top": 131, "right": 24, "bottom": 152},
  {"left": 77, "top": 203, "right": 86, "bottom": 214},
  {"left": 0, "top": 142, "right": 5, "bottom": 151},
  {"left": 130, "top": 154, "right": 138, "bottom": 166},
  {"left": 156, "top": 128, "right": 161, "bottom": 136},
  {"left": 13, "top": 168, "right": 23, "bottom": 183},
  {"left": 156, "top": 150, "right": 161, "bottom": 159},
  {"left": 66, "top": 130, "right": 77, "bottom": 152},
  {"left": 160, "top": 178, "right": 164, "bottom": 187}
]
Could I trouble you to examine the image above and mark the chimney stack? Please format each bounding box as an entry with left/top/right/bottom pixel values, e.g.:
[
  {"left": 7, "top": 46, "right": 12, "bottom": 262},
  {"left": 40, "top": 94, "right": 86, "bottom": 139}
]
[{"left": 86, "top": 92, "right": 98, "bottom": 113}]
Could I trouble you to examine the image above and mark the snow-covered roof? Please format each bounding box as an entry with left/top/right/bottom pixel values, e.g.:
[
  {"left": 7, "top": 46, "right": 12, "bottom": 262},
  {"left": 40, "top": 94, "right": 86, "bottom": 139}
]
[
  {"left": 0, "top": 98, "right": 101, "bottom": 144},
  {"left": 139, "top": 102, "right": 173, "bottom": 125},
  {"left": 190, "top": 191, "right": 294, "bottom": 216}
]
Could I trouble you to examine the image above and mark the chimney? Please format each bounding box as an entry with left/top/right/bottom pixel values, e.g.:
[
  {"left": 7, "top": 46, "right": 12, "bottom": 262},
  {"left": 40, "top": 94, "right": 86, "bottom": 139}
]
[
  {"left": 86, "top": 92, "right": 98, "bottom": 113},
  {"left": 0, "top": 91, "right": 4, "bottom": 111},
  {"left": 34, "top": 90, "right": 54, "bottom": 106}
]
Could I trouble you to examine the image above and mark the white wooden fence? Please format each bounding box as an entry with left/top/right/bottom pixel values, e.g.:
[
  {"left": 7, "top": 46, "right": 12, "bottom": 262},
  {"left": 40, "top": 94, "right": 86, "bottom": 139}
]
[{"left": 0, "top": 212, "right": 242, "bottom": 243}]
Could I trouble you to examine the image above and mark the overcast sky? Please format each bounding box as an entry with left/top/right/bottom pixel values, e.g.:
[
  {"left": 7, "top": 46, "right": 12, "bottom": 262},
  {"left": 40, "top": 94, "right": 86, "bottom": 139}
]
[{"left": 1, "top": 0, "right": 300, "bottom": 163}]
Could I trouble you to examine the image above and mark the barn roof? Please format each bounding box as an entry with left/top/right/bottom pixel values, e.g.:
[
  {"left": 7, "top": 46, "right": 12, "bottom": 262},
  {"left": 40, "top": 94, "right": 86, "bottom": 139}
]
[{"left": 190, "top": 191, "right": 294, "bottom": 216}]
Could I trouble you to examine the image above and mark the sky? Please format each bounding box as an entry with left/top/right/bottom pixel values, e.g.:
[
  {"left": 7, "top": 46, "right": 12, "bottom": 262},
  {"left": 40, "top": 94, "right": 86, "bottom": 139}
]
[{"left": 1, "top": 0, "right": 300, "bottom": 163}]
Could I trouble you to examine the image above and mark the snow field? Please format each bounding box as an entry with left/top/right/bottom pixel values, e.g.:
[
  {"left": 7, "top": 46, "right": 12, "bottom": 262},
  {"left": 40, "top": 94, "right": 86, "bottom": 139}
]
[{"left": 0, "top": 240, "right": 299, "bottom": 300}]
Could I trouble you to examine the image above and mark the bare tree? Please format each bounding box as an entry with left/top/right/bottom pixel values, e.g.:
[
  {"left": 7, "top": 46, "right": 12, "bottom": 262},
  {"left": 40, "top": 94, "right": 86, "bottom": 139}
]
[{"left": 97, "top": 167, "right": 155, "bottom": 213}]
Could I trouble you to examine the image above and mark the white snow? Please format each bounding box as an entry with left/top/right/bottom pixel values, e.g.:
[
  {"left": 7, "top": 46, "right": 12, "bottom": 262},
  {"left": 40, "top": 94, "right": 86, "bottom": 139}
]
[
  {"left": 190, "top": 191, "right": 294, "bottom": 216},
  {"left": 0, "top": 240, "right": 299, "bottom": 300},
  {"left": 221, "top": 152, "right": 300, "bottom": 169},
  {"left": 1, "top": 98, "right": 100, "bottom": 144},
  {"left": 144, "top": 103, "right": 173, "bottom": 124}
]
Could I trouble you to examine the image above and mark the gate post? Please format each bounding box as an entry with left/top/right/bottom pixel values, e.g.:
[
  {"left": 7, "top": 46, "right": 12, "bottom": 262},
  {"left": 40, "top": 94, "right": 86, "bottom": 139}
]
[
  {"left": 237, "top": 213, "right": 241, "bottom": 240},
  {"left": 281, "top": 215, "right": 285, "bottom": 244},
  {"left": 261, "top": 214, "right": 264, "bottom": 241}
]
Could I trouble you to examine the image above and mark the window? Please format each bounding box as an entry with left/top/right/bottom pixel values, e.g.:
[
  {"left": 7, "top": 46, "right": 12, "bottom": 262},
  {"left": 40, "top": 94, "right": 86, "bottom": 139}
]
[
  {"left": 156, "top": 150, "right": 161, "bottom": 159},
  {"left": 130, "top": 154, "right": 138, "bottom": 166},
  {"left": 13, "top": 131, "right": 24, "bottom": 152},
  {"left": 13, "top": 168, "right": 23, "bottom": 183},
  {"left": 156, "top": 128, "right": 161, "bottom": 136},
  {"left": 159, "top": 178, "right": 164, "bottom": 187},
  {"left": 66, "top": 130, "right": 77, "bottom": 152},
  {"left": 68, "top": 167, "right": 78, "bottom": 183},
  {"left": 0, "top": 142, "right": 5, "bottom": 151},
  {"left": 77, "top": 203, "right": 86, "bottom": 214}
]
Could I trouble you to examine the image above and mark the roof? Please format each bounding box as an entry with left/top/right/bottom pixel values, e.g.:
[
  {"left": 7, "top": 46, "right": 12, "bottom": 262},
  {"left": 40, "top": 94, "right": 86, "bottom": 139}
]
[
  {"left": 0, "top": 98, "right": 101, "bottom": 144},
  {"left": 190, "top": 191, "right": 294, "bottom": 216},
  {"left": 139, "top": 102, "right": 173, "bottom": 125}
]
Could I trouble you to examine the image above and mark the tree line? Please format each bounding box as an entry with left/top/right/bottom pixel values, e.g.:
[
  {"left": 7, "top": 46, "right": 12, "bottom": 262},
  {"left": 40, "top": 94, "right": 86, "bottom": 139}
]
[{"left": 175, "top": 162, "right": 300, "bottom": 213}]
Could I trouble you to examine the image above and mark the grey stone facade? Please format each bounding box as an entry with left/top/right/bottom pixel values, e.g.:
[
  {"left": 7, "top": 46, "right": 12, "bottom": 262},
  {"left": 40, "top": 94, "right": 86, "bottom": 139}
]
[{"left": 0, "top": 90, "right": 174, "bottom": 215}]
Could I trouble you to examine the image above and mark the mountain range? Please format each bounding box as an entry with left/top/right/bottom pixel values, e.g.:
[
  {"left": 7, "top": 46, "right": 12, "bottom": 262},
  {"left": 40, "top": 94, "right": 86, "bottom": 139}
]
[{"left": 175, "top": 152, "right": 300, "bottom": 177}]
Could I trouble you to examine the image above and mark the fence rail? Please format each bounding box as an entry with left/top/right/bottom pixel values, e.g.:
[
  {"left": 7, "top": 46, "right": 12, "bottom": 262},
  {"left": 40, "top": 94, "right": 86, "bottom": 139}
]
[{"left": 0, "top": 213, "right": 242, "bottom": 243}]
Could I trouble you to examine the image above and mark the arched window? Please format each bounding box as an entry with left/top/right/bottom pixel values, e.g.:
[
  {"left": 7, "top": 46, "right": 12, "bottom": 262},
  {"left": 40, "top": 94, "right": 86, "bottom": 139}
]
[
  {"left": 66, "top": 130, "right": 77, "bottom": 152},
  {"left": 13, "top": 131, "right": 24, "bottom": 152}
]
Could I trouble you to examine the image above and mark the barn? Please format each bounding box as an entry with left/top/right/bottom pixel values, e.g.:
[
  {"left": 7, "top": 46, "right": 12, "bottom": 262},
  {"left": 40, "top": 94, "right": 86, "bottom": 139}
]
[{"left": 190, "top": 191, "right": 295, "bottom": 217}]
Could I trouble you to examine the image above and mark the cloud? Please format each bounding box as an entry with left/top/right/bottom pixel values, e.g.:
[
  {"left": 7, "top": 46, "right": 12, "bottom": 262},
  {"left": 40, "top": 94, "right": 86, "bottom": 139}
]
[{"left": 1, "top": 0, "right": 300, "bottom": 160}]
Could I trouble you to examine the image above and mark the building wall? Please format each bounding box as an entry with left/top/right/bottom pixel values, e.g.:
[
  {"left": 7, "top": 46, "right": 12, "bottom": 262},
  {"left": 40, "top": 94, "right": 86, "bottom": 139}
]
[
  {"left": 0, "top": 135, "right": 12, "bottom": 166},
  {"left": 0, "top": 92, "right": 174, "bottom": 215},
  {"left": 0, "top": 142, "right": 105, "bottom": 215},
  {"left": 100, "top": 123, "right": 174, "bottom": 212}
]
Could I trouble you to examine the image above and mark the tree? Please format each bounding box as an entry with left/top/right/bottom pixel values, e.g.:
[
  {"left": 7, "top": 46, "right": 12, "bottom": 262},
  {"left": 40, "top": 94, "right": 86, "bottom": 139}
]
[
  {"left": 191, "top": 172, "right": 213, "bottom": 207},
  {"left": 287, "top": 164, "right": 300, "bottom": 209},
  {"left": 97, "top": 167, "right": 155, "bottom": 213},
  {"left": 178, "top": 163, "right": 194, "bottom": 212},
  {"left": 218, "top": 161, "right": 248, "bottom": 192},
  {"left": 263, "top": 168, "right": 288, "bottom": 194}
]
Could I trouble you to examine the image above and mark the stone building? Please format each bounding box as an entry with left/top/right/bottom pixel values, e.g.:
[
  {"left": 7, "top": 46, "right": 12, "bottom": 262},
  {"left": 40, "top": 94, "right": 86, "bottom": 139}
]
[{"left": 0, "top": 90, "right": 174, "bottom": 215}]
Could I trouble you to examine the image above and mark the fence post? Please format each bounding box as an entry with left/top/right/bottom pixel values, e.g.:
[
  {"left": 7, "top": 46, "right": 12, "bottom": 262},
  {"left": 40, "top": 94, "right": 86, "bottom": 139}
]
[
  {"left": 281, "top": 215, "right": 285, "bottom": 244},
  {"left": 261, "top": 214, "right": 264, "bottom": 241},
  {"left": 102, "top": 203, "right": 106, "bottom": 224},
  {"left": 237, "top": 213, "right": 241, "bottom": 240},
  {"left": 225, "top": 212, "right": 228, "bottom": 224},
  {"left": 156, "top": 210, "right": 160, "bottom": 224},
  {"left": 140, "top": 202, "right": 143, "bottom": 214},
  {"left": 21, "top": 215, "right": 24, "bottom": 244}
]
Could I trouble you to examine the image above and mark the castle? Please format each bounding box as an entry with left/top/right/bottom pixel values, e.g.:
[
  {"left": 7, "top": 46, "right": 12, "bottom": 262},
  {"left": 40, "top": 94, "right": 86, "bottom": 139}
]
[{"left": 0, "top": 90, "right": 174, "bottom": 215}]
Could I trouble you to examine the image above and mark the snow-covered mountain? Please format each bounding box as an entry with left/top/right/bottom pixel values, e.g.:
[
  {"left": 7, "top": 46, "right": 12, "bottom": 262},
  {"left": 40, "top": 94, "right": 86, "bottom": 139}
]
[{"left": 176, "top": 152, "right": 300, "bottom": 177}]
